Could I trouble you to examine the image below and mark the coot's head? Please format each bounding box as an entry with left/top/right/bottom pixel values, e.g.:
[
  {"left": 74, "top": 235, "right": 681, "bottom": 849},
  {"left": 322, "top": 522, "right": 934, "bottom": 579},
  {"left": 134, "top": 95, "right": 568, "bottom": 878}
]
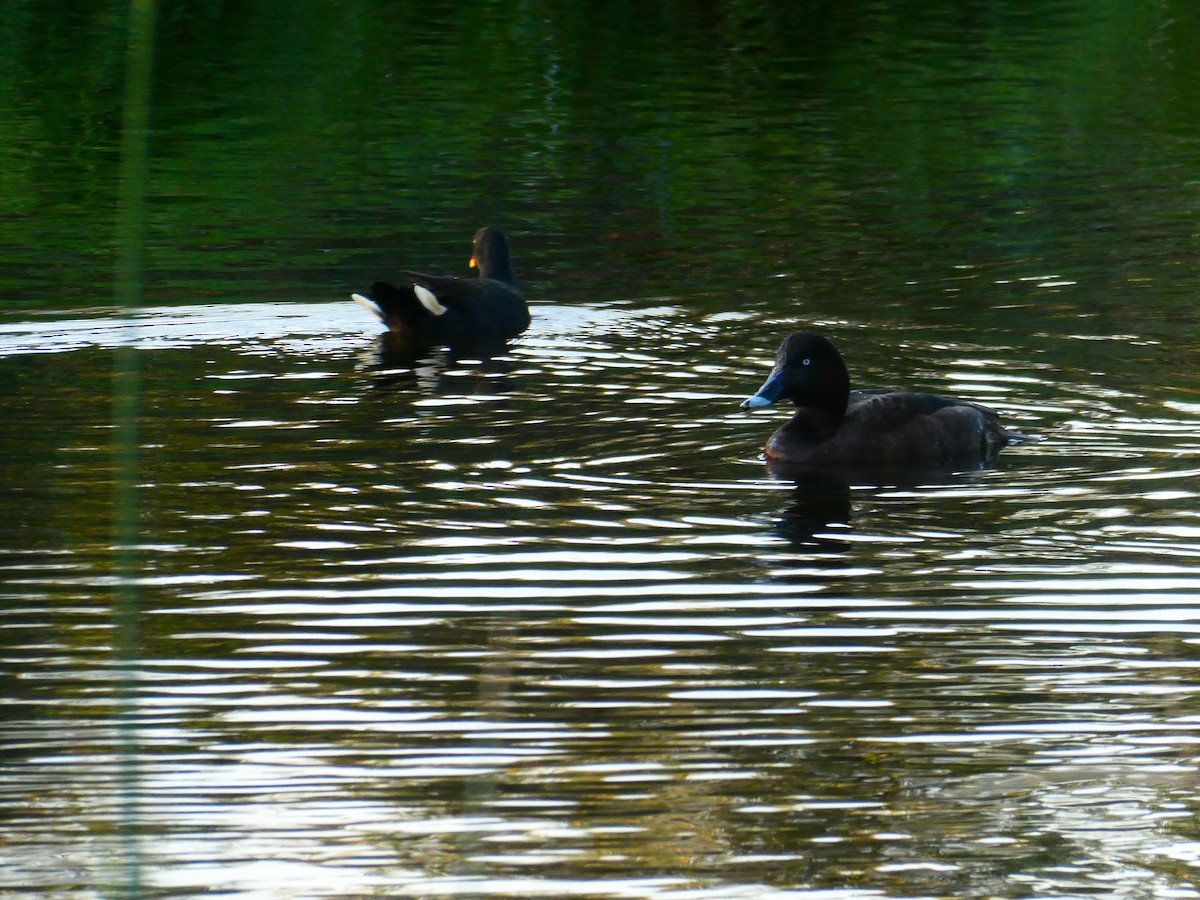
[{"left": 469, "top": 227, "right": 514, "bottom": 282}]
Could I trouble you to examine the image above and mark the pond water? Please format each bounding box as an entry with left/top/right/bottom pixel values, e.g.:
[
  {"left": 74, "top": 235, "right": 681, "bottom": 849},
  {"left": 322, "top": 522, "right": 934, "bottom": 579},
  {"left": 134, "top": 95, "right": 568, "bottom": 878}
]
[{"left": 3, "top": 2, "right": 1200, "bottom": 899}]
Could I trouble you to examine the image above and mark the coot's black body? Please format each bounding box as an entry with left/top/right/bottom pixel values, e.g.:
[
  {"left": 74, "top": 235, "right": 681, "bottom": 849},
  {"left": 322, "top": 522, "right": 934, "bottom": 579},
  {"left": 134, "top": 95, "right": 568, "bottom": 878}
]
[{"left": 353, "top": 227, "right": 529, "bottom": 344}]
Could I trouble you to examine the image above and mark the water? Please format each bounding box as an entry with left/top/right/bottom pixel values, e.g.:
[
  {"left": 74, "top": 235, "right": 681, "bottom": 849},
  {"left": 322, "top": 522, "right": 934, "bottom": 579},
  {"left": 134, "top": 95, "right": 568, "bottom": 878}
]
[{"left": 3, "top": 2, "right": 1200, "bottom": 899}]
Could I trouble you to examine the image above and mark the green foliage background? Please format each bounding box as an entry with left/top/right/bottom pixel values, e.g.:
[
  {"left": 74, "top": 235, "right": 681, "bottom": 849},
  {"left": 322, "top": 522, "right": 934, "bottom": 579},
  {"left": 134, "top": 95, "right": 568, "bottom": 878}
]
[{"left": 0, "top": 0, "right": 1197, "bottom": 325}]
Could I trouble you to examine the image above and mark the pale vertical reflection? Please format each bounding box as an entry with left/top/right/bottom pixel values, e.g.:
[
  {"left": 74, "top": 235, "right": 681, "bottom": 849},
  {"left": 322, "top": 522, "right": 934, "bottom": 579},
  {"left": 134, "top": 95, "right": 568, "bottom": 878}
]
[{"left": 112, "top": 0, "right": 158, "bottom": 896}]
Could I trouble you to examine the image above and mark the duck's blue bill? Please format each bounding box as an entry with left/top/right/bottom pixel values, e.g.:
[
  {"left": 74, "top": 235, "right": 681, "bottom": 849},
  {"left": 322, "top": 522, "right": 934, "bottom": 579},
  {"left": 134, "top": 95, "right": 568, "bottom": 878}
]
[{"left": 741, "top": 367, "right": 785, "bottom": 409}]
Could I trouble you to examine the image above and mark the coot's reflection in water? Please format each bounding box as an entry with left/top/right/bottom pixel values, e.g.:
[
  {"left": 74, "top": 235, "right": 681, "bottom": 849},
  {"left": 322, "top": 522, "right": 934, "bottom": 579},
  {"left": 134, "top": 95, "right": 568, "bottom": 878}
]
[{"left": 361, "top": 330, "right": 521, "bottom": 393}]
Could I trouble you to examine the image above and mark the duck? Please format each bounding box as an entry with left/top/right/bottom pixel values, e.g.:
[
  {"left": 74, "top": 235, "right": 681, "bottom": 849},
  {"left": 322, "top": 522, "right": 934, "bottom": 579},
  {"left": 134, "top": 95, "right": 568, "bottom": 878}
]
[
  {"left": 741, "top": 331, "right": 1026, "bottom": 468},
  {"left": 352, "top": 227, "right": 530, "bottom": 343}
]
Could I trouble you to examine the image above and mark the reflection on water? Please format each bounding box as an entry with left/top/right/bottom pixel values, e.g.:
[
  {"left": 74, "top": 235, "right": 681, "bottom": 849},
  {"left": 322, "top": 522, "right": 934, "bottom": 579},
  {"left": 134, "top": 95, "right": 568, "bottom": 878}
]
[{"left": 2, "top": 296, "right": 1200, "bottom": 899}]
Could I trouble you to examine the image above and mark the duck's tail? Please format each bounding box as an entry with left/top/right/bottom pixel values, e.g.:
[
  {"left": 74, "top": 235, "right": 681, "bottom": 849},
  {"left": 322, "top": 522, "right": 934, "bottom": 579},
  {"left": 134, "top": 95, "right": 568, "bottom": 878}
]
[{"left": 351, "top": 281, "right": 447, "bottom": 331}]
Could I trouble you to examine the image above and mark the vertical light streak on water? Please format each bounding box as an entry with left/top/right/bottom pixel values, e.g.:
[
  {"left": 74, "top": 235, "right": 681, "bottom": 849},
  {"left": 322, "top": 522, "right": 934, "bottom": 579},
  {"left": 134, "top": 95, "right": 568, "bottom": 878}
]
[{"left": 112, "top": 0, "right": 158, "bottom": 895}]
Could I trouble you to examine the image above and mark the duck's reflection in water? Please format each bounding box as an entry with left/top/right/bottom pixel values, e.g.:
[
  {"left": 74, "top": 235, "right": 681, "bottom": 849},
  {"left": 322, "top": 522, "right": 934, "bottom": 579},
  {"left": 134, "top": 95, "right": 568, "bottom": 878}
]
[
  {"left": 770, "top": 469, "right": 855, "bottom": 553},
  {"left": 765, "top": 459, "right": 1001, "bottom": 554}
]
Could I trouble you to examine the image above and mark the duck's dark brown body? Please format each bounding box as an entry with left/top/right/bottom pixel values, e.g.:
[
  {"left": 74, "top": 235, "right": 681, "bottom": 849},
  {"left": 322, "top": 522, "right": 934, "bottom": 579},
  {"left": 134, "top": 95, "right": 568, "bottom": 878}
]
[{"left": 743, "top": 332, "right": 1026, "bottom": 469}]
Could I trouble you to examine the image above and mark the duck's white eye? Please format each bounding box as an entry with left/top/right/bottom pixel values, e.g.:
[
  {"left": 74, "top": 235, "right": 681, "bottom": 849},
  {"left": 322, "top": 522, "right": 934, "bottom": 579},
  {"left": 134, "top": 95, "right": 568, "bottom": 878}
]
[{"left": 802, "top": 358, "right": 811, "bottom": 366}]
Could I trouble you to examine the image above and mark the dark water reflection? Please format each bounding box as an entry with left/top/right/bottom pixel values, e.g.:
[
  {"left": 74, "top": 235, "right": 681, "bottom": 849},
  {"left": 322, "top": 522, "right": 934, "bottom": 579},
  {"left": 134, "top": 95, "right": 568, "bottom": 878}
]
[{"left": 4, "top": 1, "right": 1200, "bottom": 898}]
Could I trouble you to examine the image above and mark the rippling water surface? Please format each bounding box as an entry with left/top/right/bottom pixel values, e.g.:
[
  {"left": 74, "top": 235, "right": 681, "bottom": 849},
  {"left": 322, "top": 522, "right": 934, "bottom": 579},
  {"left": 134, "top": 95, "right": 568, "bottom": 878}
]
[
  {"left": 4, "top": 1, "right": 1200, "bottom": 898},
  {"left": 3, "top": 293, "right": 1200, "bottom": 899}
]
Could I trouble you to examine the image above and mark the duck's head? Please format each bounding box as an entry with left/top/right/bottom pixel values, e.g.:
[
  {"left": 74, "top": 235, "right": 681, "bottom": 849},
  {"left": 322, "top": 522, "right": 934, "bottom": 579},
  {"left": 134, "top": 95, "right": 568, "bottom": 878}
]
[{"left": 741, "top": 331, "right": 851, "bottom": 418}]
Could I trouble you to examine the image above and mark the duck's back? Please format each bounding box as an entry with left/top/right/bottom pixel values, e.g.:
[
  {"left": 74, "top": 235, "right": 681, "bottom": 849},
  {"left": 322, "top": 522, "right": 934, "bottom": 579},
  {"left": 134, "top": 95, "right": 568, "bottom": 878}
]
[{"left": 767, "top": 390, "right": 1017, "bottom": 467}]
